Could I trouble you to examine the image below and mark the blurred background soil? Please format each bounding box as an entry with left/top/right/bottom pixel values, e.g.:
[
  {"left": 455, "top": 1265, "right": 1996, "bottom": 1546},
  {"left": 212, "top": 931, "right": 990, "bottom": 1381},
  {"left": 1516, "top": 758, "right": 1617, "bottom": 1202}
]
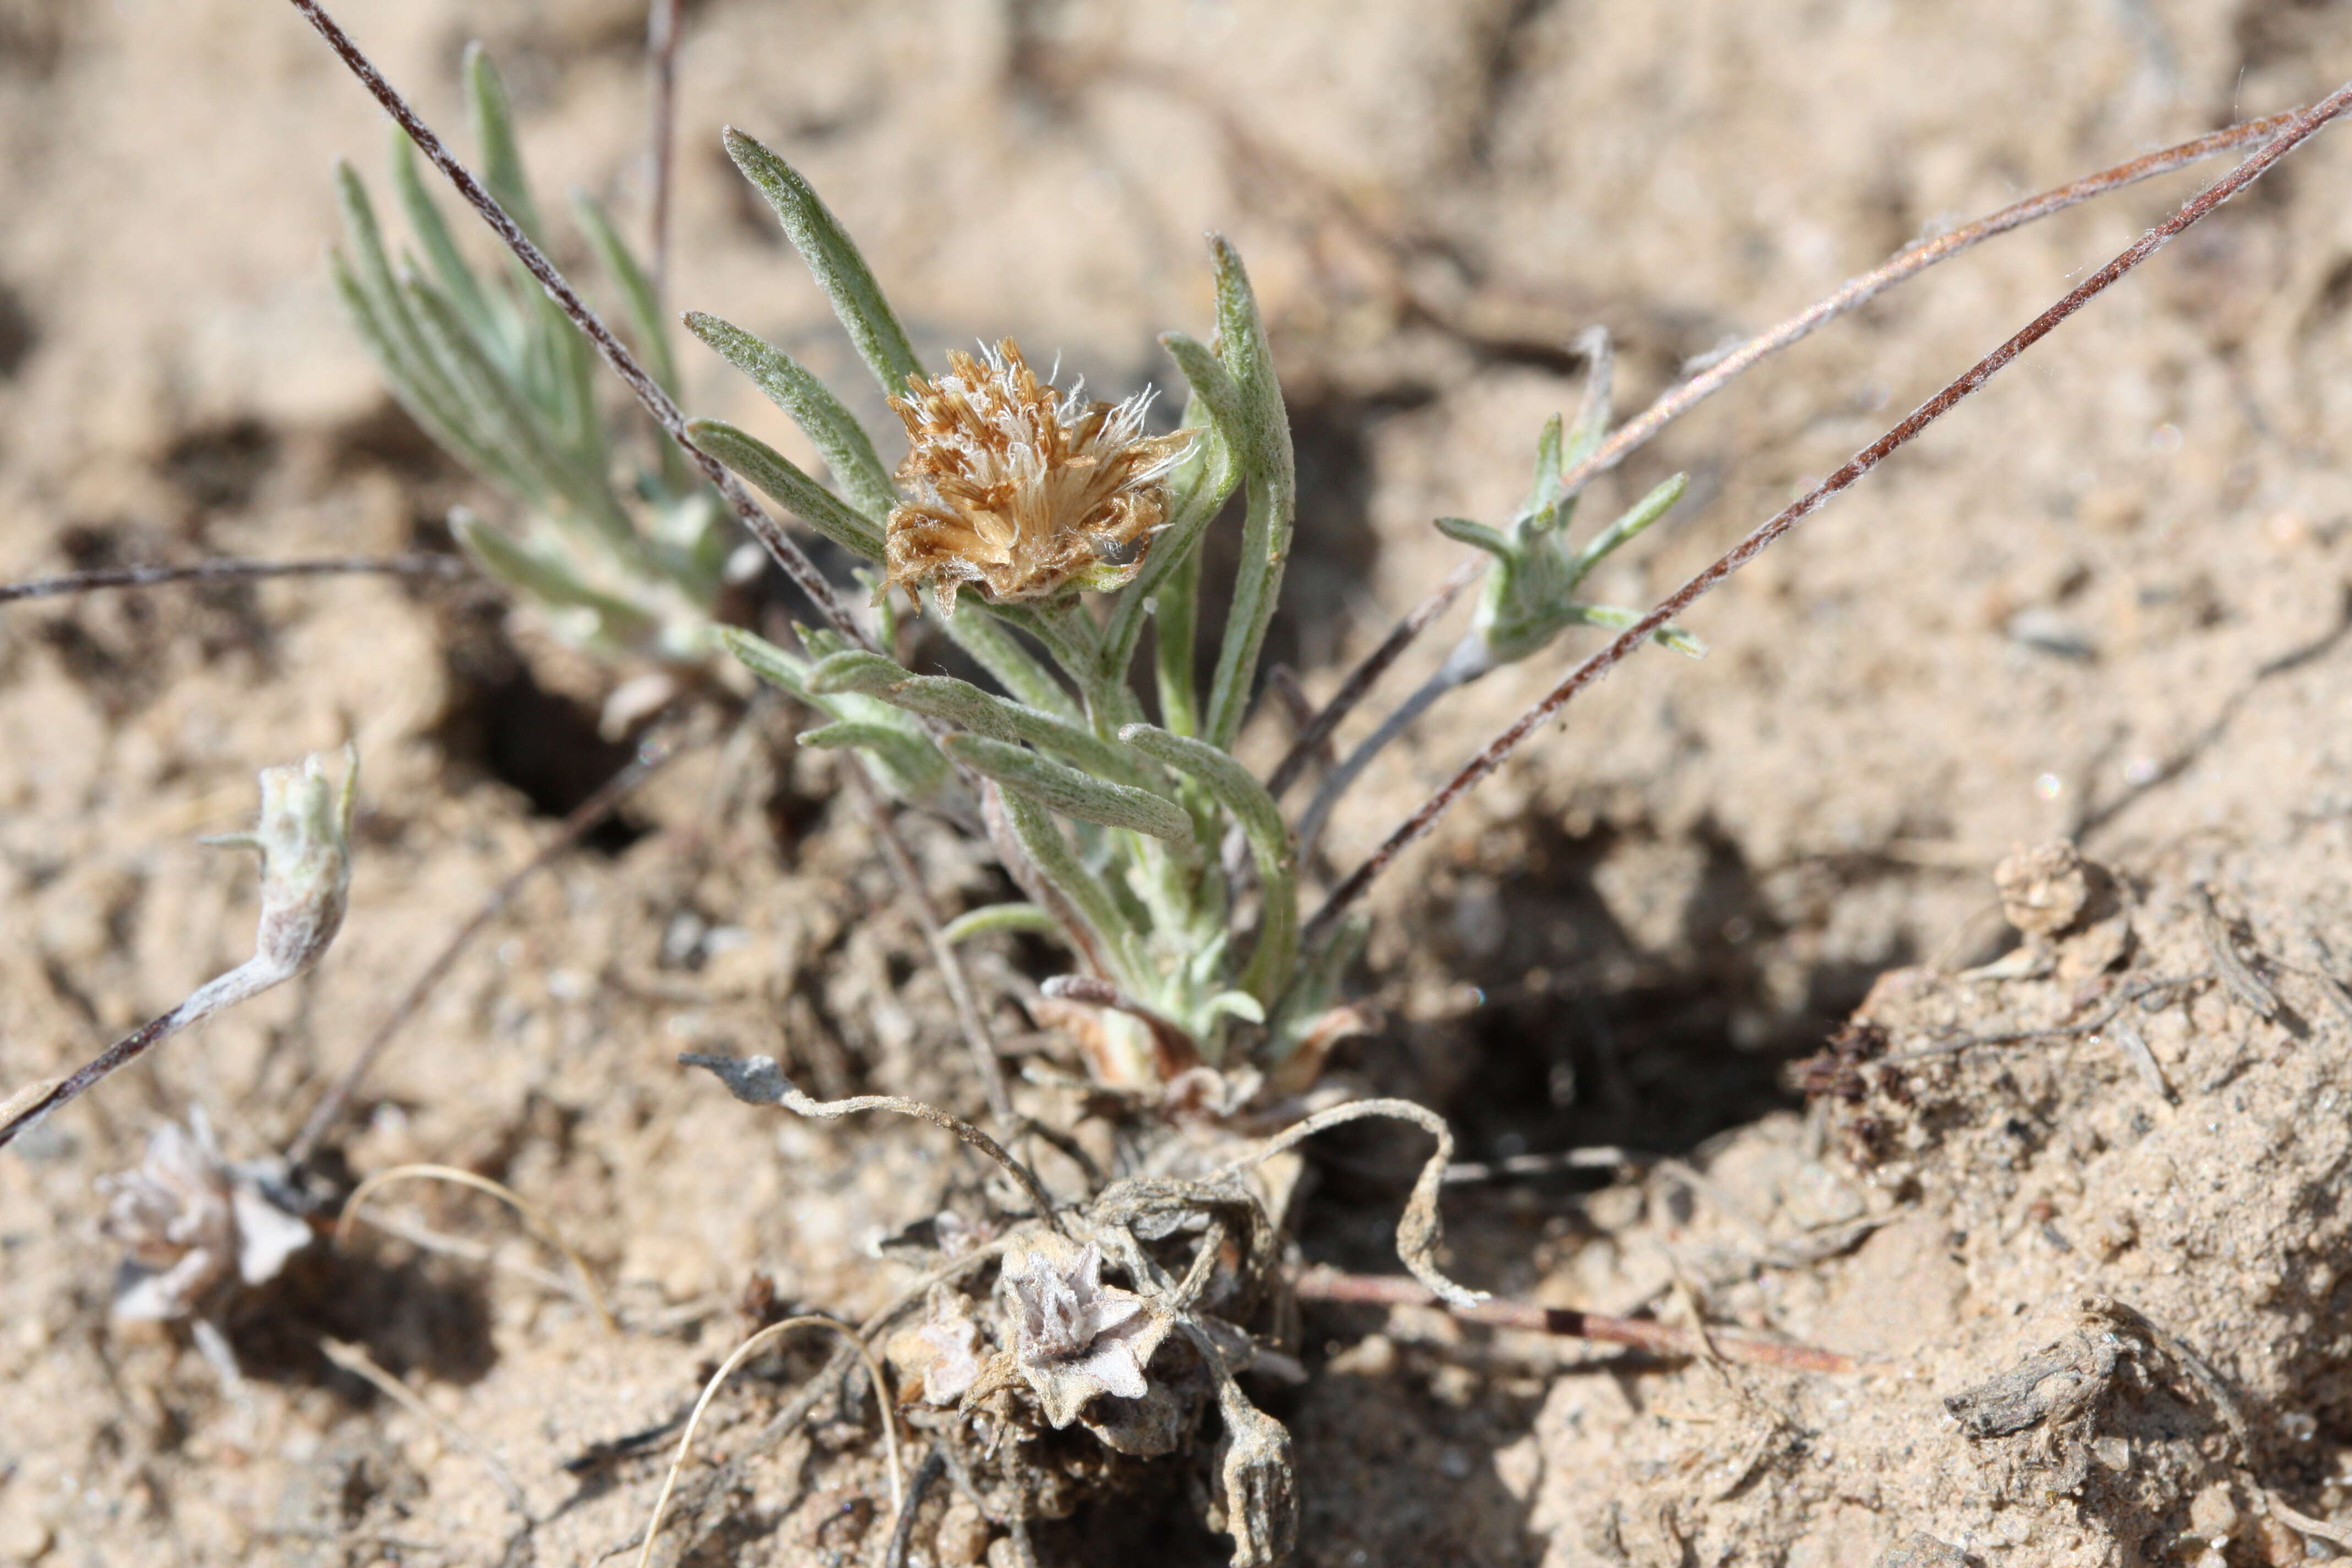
[{"left": 7, "top": 1, "right": 2352, "bottom": 1563}]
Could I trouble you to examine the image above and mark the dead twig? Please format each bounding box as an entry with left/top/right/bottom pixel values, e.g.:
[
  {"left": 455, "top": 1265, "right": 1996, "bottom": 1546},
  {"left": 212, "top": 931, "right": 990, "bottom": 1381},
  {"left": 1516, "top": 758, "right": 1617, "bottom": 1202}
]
[
  {"left": 1882, "top": 973, "right": 2212, "bottom": 1064},
  {"left": 2194, "top": 884, "right": 2281, "bottom": 1019},
  {"left": 0, "top": 553, "right": 466, "bottom": 605},
  {"left": 1291, "top": 1265, "right": 1854, "bottom": 1374},
  {"left": 1306, "top": 83, "right": 2352, "bottom": 945}
]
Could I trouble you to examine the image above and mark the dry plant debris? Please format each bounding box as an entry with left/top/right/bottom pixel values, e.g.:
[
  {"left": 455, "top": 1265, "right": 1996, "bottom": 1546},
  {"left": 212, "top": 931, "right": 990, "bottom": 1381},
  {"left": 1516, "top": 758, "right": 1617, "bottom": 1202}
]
[{"left": 6, "top": 3, "right": 2352, "bottom": 1566}]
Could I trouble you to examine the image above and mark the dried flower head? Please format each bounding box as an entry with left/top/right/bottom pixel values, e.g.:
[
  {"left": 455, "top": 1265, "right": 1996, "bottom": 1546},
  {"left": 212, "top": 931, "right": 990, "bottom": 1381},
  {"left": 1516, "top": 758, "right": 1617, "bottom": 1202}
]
[
  {"left": 96, "top": 1106, "right": 312, "bottom": 1322},
  {"left": 1000, "top": 1234, "right": 1172, "bottom": 1428},
  {"left": 883, "top": 340, "right": 1191, "bottom": 616},
  {"left": 897, "top": 1283, "right": 989, "bottom": 1407}
]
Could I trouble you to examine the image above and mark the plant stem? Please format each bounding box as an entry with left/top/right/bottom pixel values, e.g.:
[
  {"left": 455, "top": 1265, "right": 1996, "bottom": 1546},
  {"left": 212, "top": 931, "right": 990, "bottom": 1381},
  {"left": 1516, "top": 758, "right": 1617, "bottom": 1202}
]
[
  {"left": 0, "top": 553, "right": 466, "bottom": 604},
  {"left": 1290, "top": 1265, "right": 1854, "bottom": 1374},
  {"left": 645, "top": 0, "right": 682, "bottom": 304},
  {"left": 1293, "top": 638, "right": 1488, "bottom": 855},
  {"left": 1305, "top": 80, "right": 2352, "bottom": 949}
]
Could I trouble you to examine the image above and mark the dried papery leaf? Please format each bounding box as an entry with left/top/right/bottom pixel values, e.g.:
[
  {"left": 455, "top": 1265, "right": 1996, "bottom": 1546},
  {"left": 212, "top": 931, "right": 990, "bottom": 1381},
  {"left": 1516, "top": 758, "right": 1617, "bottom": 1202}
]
[
  {"left": 889, "top": 1284, "right": 989, "bottom": 1406},
  {"left": 97, "top": 1107, "right": 312, "bottom": 1322},
  {"left": 677, "top": 1054, "right": 1061, "bottom": 1231},
  {"left": 883, "top": 339, "right": 1191, "bottom": 616},
  {"left": 1211, "top": 1099, "right": 1486, "bottom": 1307},
  {"left": 1212, "top": 1387, "right": 1298, "bottom": 1568}
]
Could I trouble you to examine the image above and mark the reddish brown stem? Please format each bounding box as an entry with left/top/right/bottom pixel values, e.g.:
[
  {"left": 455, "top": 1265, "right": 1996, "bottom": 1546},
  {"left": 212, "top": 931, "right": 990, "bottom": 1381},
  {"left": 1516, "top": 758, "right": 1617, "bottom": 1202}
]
[
  {"left": 646, "top": 0, "right": 683, "bottom": 303},
  {"left": 1, "top": 553, "right": 465, "bottom": 605},
  {"left": 1304, "top": 83, "right": 2352, "bottom": 948},
  {"left": 1290, "top": 104, "right": 2315, "bottom": 815},
  {"left": 284, "top": 0, "right": 874, "bottom": 656},
  {"left": 1555, "top": 104, "right": 2314, "bottom": 504},
  {"left": 1291, "top": 1265, "right": 1854, "bottom": 1374}
]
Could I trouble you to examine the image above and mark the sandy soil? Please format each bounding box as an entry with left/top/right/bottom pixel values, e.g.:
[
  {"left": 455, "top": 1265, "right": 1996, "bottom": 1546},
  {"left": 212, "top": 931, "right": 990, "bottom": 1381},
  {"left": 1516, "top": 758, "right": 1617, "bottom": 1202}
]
[{"left": 7, "top": 1, "right": 2352, "bottom": 1564}]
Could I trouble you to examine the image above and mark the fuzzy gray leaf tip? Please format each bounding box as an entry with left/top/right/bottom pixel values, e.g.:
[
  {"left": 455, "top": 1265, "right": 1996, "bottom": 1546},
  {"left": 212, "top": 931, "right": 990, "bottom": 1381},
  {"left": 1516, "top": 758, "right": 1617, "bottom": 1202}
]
[{"left": 678, "top": 1052, "right": 793, "bottom": 1106}]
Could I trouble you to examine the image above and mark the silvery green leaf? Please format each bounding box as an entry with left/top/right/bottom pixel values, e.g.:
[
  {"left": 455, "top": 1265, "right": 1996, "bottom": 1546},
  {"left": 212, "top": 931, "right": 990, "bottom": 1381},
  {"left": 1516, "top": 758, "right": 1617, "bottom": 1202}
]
[
  {"left": 997, "top": 788, "right": 1140, "bottom": 979},
  {"left": 803, "top": 647, "right": 910, "bottom": 696},
  {"left": 464, "top": 44, "right": 542, "bottom": 244},
  {"left": 712, "top": 625, "right": 814, "bottom": 699},
  {"left": 405, "top": 277, "right": 636, "bottom": 551},
  {"left": 799, "top": 720, "right": 953, "bottom": 799},
  {"left": 940, "top": 734, "right": 1193, "bottom": 845},
  {"left": 389, "top": 132, "right": 501, "bottom": 353},
  {"left": 723, "top": 128, "right": 922, "bottom": 399},
  {"left": 573, "top": 193, "right": 678, "bottom": 395},
  {"left": 1573, "top": 473, "right": 1687, "bottom": 581},
  {"left": 1119, "top": 722, "right": 1295, "bottom": 1002},
  {"left": 1200, "top": 239, "right": 1297, "bottom": 752},
  {"left": 1570, "top": 602, "right": 1706, "bottom": 658},
  {"left": 1433, "top": 516, "right": 1512, "bottom": 560},
  {"left": 684, "top": 312, "right": 896, "bottom": 520},
  {"left": 929, "top": 594, "right": 1085, "bottom": 725},
  {"left": 940, "top": 903, "right": 1059, "bottom": 944},
  {"left": 451, "top": 510, "right": 661, "bottom": 650},
  {"left": 688, "top": 417, "right": 885, "bottom": 560},
  {"left": 884, "top": 673, "right": 1140, "bottom": 786}
]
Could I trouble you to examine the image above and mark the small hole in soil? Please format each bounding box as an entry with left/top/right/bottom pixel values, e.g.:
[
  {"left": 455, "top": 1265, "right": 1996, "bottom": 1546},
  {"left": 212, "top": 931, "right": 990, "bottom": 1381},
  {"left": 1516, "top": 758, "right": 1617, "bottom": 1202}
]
[
  {"left": 161, "top": 417, "right": 279, "bottom": 512},
  {"left": 0, "top": 277, "right": 36, "bottom": 380},
  {"left": 432, "top": 602, "right": 649, "bottom": 853}
]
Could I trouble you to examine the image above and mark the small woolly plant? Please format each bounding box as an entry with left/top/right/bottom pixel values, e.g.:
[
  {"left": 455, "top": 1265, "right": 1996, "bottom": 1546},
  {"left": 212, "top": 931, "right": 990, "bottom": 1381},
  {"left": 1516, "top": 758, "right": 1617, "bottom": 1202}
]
[
  {"left": 332, "top": 46, "right": 732, "bottom": 686},
  {"left": 680, "top": 130, "right": 1694, "bottom": 1110}
]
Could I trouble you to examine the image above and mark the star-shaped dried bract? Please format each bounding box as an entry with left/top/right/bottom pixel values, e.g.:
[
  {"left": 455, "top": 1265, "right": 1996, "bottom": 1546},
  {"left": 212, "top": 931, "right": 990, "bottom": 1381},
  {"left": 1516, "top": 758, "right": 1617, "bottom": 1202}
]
[
  {"left": 97, "top": 1107, "right": 312, "bottom": 1322},
  {"left": 883, "top": 340, "right": 1191, "bottom": 616},
  {"left": 999, "top": 1233, "right": 1172, "bottom": 1428}
]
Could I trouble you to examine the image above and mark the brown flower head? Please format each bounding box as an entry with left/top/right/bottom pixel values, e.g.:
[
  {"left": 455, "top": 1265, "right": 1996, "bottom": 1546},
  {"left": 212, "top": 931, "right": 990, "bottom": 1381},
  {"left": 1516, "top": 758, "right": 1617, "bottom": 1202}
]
[
  {"left": 999, "top": 1233, "right": 1172, "bottom": 1428},
  {"left": 884, "top": 340, "right": 1192, "bottom": 616},
  {"left": 96, "top": 1106, "right": 312, "bottom": 1322}
]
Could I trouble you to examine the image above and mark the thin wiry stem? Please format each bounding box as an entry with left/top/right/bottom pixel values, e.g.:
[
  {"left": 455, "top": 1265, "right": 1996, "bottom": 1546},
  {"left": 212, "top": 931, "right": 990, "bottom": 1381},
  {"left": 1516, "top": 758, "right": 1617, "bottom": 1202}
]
[
  {"left": 1264, "top": 555, "right": 1480, "bottom": 802},
  {"left": 845, "top": 761, "right": 1016, "bottom": 1127},
  {"left": 1305, "top": 81, "right": 2352, "bottom": 949},
  {"left": 1285, "top": 104, "right": 2320, "bottom": 809},
  {"left": 1293, "top": 643, "right": 1481, "bottom": 856},
  {"left": 645, "top": 0, "right": 683, "bottom": 303},
  {"left": 285, "top": 728, "right": 687, "bottom": 1164},
  {"left": 0, "top": 553, "right": 465, "bottom": 605},
  {"left": 285, "top": 0, "right": 874, "bottom": 655},
  {"left": 1557, "top": 102, "right": 2316, "bottom": 502},
  {"left": 1290, "top": 1265, "right": 1854, "bottom": 1374}
]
